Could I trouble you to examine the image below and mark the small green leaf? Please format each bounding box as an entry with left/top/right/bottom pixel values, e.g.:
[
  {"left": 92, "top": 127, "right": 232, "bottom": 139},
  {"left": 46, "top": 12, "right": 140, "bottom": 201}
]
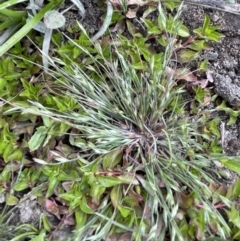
[
  {"left": 205, "top": 31, "right": 225, "bottom": 42},
  {"left": 41, "top": 214, "right": 52, "bottom": 232},
  {"left": 8, "top": 149, "right": 23, "bottom": 160},
  {"left": 97, "top": 175, "right": 122, "bottom": 187},
  {"left": 110, "top": 185, "right": 122, "bottom": 208},
  {"left": 198, "top": 59, "right": 209, "bottom": 72},
  {"left": 0, "top": 166, "right": 11, "bottom": 182},
  {"left": 59, "top": 123, "right": 70, "bottom": 133},
  {"left": 226, "top": 184, "right": 234, "bottom": 199},
  {"left": 73, "top": 47, "right": 81, "bottom": 59},
  {"left": 221, "top": 159, "right": 240, "bottom": 174},
  {"left": 203, "top": 15, "right": 210, "bottom": 32},
  {"left": 6, "top": 194, "right": 19, "bottom": 205},
  {"left": 176, "top": 192, "right": 194, "bottom": 209},
  {"left": 142, "top": 18, "right": 156, "bottom": 31},
  {"left": 226, "top": 206, "right": 240, "bottom": 229},
  {"left": 117, "top": 174, "right": 139, "bottom": 185},
  {"left": 137, "top": 176, "right": 156, "bottom": 194},
  {"left": 3, "top": 144, "right": 13, "bottom": 162},
  {"left": 90, "top": 184, "right": 105, "bottom": 205},
  {"left": 188, "top": 40, "right": 210, "bottom": 51},
  {"left": 42, "top": 116, "right": 51, "bottom": 128},
  {"left": 123, "top": 196, "right": 138, "bottom": 207},
  {"left": 2, "top": 124, "right": 17, "bottom": 142},
  {"left": 126, "top": 20, "right": 140, "bottom": 37},
  {"left": 157, "top": 36, "right": 166, "bottom": 47},
  {"left": 227, "top": 114, "right": 238, "bottom": 125},
  {"left": 210, "top": 138, "right": 222, "bottom": 153},
  {"left": 193, "top": 86, "right": 206, "bottom": 104},
  {"left": 4, "top": 72, "right": 21, "bottom": 80},
  {"left": 57, "top": 171, "right": 70, "bottom": 181},
  {"left": 75, "top": 209, "right": 87, "bottom": 228},
  {"left": 103, "top": 149, "right": 122, "bottom": 169},
  {"left": 118, "top": 205, "right": 132, "bottom": 218},
  {"left": 71, "top": 137, "right": 87, "bottom": 149},
  {"left": 178, "top": 49, "right": 199, "bottom": 64},
  {"left": 14, "top": 181, "right": 29, "bottom": 191},
  {"left": 217, "top": 100, "right": 240, "bottom": 125},
  {"left": 59, "top": 193, "right": 76, "bottom": 202},
  {"left": 163, "top": 1, "right": 180, "bottom": 11},
  {"left": 178, "top": 25, "right": 189, "bottom": 37},
  {"left": 212, "top": 184, "right": 227, "bottom": 204},
  {"left": 208, "top": 118, "right": 220, "bottom": 137},
  {"left": 148, "top": 26, "right": 161, "bottom": 35},
  {"left": 232, "top": 179, "right": 240, "bottom": 198},
  {"left": 79, "top": 196, "right": 94, "bottom": 214},
  {"left": 46, "top": 176, "right": 58, "bottom": 197},
  {"left": 52, "top": 96, "right": 76, "bottom": 111},
  {"left": 28, "top": 126, "right": 47, "bottom": 151},
  {"left": 0, "top": 78, "right": 6, "bottom": 90}
]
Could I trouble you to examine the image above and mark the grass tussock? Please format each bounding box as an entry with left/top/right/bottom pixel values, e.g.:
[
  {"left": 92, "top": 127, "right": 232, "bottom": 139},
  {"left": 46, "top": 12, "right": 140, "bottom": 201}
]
[{"left": 2, "top": 3, "right": 234, "bottom": 241}]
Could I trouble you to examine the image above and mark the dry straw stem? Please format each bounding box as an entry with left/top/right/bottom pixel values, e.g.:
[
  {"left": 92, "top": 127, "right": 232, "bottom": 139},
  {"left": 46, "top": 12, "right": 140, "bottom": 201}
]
[{"left": 180, "top": 0, "right": 240, "bottom": 14}]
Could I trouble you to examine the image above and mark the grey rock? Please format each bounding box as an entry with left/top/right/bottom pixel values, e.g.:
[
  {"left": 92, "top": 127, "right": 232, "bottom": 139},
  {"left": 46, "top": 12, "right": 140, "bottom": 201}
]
[
  {"left": 18, "top": 199, "right": 42, "bottom": 223},
  {"left": 202, "top": 51, "right": 218, "bottom": 61},
  {"left": 214, "top": 73, "right": 240, "bottom": 106}
]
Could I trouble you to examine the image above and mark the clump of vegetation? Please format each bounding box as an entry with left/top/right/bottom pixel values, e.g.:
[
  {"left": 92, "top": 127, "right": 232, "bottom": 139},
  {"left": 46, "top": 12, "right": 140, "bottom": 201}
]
[
  {"left": 0, "top": 0, "right": 86, "bottom": 69},
  {"left": 1, "top": 1, "right": 240, "bottom": 241}
]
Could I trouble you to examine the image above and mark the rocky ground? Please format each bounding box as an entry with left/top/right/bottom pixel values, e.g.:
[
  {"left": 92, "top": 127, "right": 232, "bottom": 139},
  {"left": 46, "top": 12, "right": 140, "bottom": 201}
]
[{"left": 181, "top": 1, "right": 240, "bottom": 186}]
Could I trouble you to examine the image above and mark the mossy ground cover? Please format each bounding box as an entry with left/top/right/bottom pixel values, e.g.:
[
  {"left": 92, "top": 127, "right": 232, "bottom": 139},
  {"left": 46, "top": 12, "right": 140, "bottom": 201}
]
[{"left": 0, "top": 1, "right": 240, "bottom": 241}]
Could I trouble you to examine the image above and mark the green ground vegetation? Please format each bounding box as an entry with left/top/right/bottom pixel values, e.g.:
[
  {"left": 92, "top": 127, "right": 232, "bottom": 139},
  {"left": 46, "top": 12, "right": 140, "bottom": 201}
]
[{"left": 0, "top": 1, "right": 240, "bottom": 241}]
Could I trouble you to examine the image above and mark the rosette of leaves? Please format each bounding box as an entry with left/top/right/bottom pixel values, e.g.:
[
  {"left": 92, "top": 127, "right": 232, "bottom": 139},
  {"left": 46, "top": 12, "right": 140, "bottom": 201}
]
[{"left": 5, "top": 3, "right": 240, "bottom": 241}]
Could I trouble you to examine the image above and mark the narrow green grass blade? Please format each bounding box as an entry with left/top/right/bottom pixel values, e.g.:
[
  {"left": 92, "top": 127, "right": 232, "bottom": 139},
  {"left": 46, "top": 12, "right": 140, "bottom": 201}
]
[
  {"left": 0, "top": 9, "right": 27, "bottom": 19},
  {"left": 0, "top": 0, "right": 62, "bottom": 56},
  {"left": 0, "top": 0, "right": 27, "bottom": 10},
  {"left": 0, "top": 20, "right": 19, "bottom": 31}
]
